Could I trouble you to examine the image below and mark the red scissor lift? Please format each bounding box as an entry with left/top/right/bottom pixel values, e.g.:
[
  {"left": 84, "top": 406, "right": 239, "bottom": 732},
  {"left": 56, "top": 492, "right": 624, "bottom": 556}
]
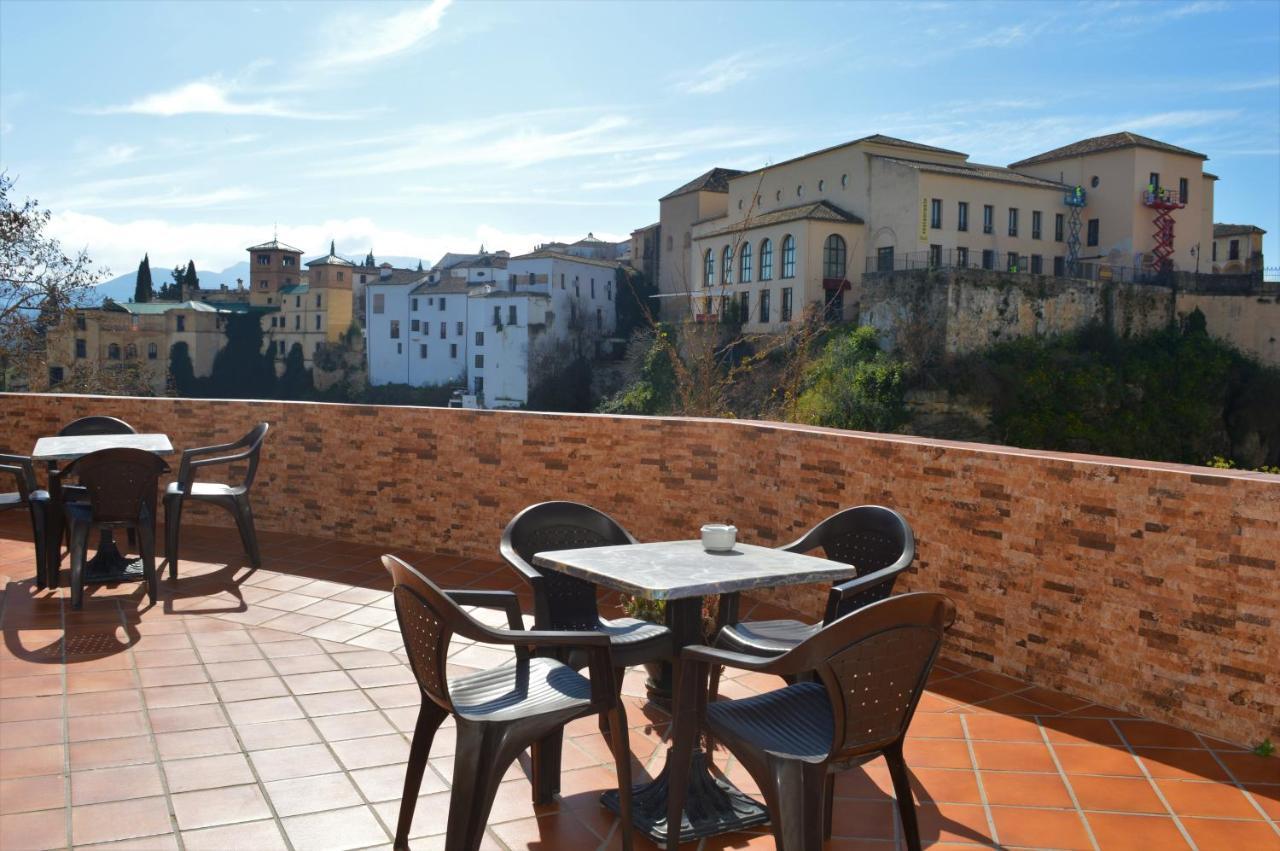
[{"left": 1142, "top": 187, "right": 1186, "bottom": 273}]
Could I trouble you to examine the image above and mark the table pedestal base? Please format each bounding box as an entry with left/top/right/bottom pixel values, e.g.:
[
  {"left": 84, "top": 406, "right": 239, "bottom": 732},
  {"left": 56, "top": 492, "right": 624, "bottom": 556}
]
[
  {"left": 84, "top": 536, "right": 146, "bottom": 584},
  {"left": 600, "top": 748, "right": 768, "bottom": 844}
]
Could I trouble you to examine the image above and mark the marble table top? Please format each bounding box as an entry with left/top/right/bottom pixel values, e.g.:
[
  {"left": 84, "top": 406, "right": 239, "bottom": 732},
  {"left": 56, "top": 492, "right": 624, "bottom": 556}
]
[
  {"left": 532, "top": 540, "right": 856, "bottom": 601},
  {"left": 32, "top": 433, "right": 174, "bottom": 462}
]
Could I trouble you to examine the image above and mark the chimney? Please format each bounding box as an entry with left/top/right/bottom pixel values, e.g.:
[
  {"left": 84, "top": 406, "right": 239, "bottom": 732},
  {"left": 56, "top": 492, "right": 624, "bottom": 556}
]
[{"left": 236, "top": 278, "right": 244, "bottom": 291}]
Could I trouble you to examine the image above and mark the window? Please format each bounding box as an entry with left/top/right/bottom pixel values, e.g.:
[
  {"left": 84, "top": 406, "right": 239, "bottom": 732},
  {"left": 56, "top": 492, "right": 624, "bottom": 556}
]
[
  {"left": 259, "top": 279, "right": 268, "bottom": 289},
  {"left": 957, "top": 201, "right": 969, "bottom": 232},
  {"left": 740, "top": 242, "right": 753, "bottom": 283},
  {"left": 1087, "top": 219, "right": 1099, "bottom": 246},
  {"left": 781, "top": 235, "right": 795, "bottom": 278},
  {"left": 475, "top": 376, "right": 484, "bottom": 395},
  {"left": 439, "top": 322, "right": 446, "bottom": 339},
  {"left": 390, "top": 320, "right": 400, "bottom": 339},
  {"left": 295, "top": 296, "right": 300, "bottom": 308},
  {"left": 439, "top": 297, "right": 447, "bottom": 310},
  {"left": 596, "top": 308, "right": 603, "bottom": 330},
  {"left": 476, "top": 331, "right": 485, "bottom": 346},
  {"left": 738, "top": 290, "right": 750, "bottom": 323},
  {"left": 1007, "top": 252, "right": 1020, "bottom": 272},
  {"left": 823, "top": 234, "right": 847, "bottom": 279},
  {"left": 1055, "top": 213, "right": 1064, "bottom": 242},
  {"left": 1008, "top": 208, "right": 1019, "bottom": 237},
  {"left": 606, "top": 281, "right": 612, "bottom": 301},
  {"left": 175, "top": 316, "right": 186, "bottom": 332},
  {"left": 722, "top": 246, "right": 733, "bottom": 284},
  {"left": 411, "top": 298, "right": 419, "bottom": 312},
  {"left": 508, "top": 305, "right": 517, "bottom": 325},
  {"left": 336, "top": 272, "right": 343, "bottom": 282},
  {"left": 315, "top": 294, "right": 322, "bottom": 307},
  {"left": 704, "top": 249, "right": 714, "bottom": 286},
  {"left": 316, "top": 341, "right": 322, "bottom": 353},
  {"left": 930, "top": 198, "right": 942, "bottom": 229},
  {"left": 257, "top": 254, "right": 270, "bottom": 266},
  {"left": 294, "top": 315, "right": 300, "bottom": 330},
  {"left": 493, "top": 306, "right": 501, "bottom": 326},
  {"left": 373, "top": 293, "right": 385, "bottom": 314},
  {"left": 982, "top": 249, "right": 995, "bottom": 270},
  {"left": 450, "top": 343, "right": 457, "bottom": 358},
  {"left": 420, "top": 344, "right": 428, "bottom": 358},
  {"left": 1149, "top": 172, "right": 1160, "bottom": 190},
  {"left": 591, "top": 278, "right": 596, "bottom": 297},
  {"left": 759, "top": 289, "right": 771, "bottom": 323},
  {"left": 456, "top": 322, "right": 463, "bottom": 335},
  {"left": 1032, "top": 211, "right": 1042, "bottom": 240},
  {"left": 929, "top": 244, "right": 942, "bottom": 268},
  {"left": 396, "top": 343, "right": 401, "bottom": 355},
  {"left": 781, "top": 287, "right": 793, "bottom": 322},
  {"left": 983, "top": 205, "right": 994, "bottom": 234},
  {"left": 877, "top": 246, "right": 894, "bottom": 272},
  {"left": 124, "top": 343, "right": 136, "bottom": 360},
  {"left": 75, "top": 338, "right": 86, "bottom": 359},
  {"left": 560, "top": 273, "right": 565, "bottom": 289},
  {"left": 574, "top": 278, "right": 580, "bottom": 296},
  {"left": 1054, "top": 256, "right": 1065, "bottom": 276},
  {"left": 49, "top": 366, "right": 63, "bottom": 384},
  {"left": 759, "top": 239, "right": 773, "bottom": 280},
  {"left": 411, "top": 319, "right": 420, "bottom": 333},
  {"left": 1179, "top": 178, "right": 1189, "bottom": 203},
  {"left": 282, "top": 256, "right": 295, "bottom": 267},
  {"left": 957, "top": 247, "right": 969, "bottom": 267},
  {"left": 280, "top": 340, "right": 287, "bottom": 355},
  {"left": 1229, "top": 239, "right": 1240, "bottom": 260},
  {"left": 76, "top": 314, "right": 86, "bottom": 331},
  {"left": 1031, "top": 254, "right": 1043, "bottom": 274},
  {"left": 1212, "top": 242, "right": 1218, "bottom": 261},
  {"left": 475, "top": 354, "right": 484, "bottom": 369},
  {"left": 108, "top": 343, "right": 121, "bottom": 360}
]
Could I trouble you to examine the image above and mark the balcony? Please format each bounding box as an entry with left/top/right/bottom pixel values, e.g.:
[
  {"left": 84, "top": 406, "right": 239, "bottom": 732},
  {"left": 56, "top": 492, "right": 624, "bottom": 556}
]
[{"left": 1, "top": 393, "right": 1277, "bottom": 849}]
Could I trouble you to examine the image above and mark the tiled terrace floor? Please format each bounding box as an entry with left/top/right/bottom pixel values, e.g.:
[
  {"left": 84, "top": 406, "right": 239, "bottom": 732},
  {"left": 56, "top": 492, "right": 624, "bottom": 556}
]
[{"left": 0, "top": 514, "right": 1276, "bottom": 851}]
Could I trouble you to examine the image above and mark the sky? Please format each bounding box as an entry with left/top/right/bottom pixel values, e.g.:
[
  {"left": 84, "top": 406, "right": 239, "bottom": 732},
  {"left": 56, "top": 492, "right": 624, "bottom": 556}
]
[{"left": 1, "top": 0, "right": 1278, "bottom": 278}]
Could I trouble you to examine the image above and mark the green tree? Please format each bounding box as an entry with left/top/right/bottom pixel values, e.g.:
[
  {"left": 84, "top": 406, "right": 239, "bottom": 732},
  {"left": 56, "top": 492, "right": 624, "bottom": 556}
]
[
  {"left": 365, "top": 251, "right": 375, "bottom": 268},
  {"left": 791, "top": 326, "right": 908, "bottom": 432},
  {"left": 598, "top": 325, "right": 678, "bottom": 415},
  {"left": 277, "top": 342, "right": 314, "bottom": 399},
  {"left": 615, "top": 268, "right": 658, "bottom": 340},
  {"left": 183, "top": 260, "right": 198, "bottom": 295},
  {"left": 207, "top": 313, "right": 276, "bottom": 398},
  {"left": 134, "top": 254, "right": 153, "bottom": 302},
  {"left": 416, "top": 259, "right": 424, "bottom": 272}
]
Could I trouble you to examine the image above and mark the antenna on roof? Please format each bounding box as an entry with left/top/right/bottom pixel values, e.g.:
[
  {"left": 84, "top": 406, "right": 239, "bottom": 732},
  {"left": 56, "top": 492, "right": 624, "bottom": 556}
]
[{"left": 273, "top": 222, "right": 278, "bottom": 242}]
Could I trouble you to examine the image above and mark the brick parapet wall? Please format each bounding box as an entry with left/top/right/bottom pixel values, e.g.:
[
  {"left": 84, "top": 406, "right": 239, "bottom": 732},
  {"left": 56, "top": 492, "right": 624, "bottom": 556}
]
[{"left": 2, "top": 393, "right": 1276, "bottom": 745}]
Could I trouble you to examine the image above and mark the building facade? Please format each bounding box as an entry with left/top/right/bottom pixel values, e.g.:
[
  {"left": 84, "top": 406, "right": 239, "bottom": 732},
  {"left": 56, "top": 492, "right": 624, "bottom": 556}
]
[{"left": 1211, "top": 224, "right": 1266, "bottom": 274}]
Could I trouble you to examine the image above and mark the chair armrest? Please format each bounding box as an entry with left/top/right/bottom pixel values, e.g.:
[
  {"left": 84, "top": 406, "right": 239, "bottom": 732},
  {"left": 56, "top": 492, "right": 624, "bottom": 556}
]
[
  {"left": 825, "top": 563, "right": 904, "bottom": 619},
  {"left": 176, "top": 444, "right": 257, "bottom": 487},
  {"left": 445, "top": 589, "right": 525, "bottom": 631},
  {"left": 681, "top": 643, "right": 812, "bottom": 677}
]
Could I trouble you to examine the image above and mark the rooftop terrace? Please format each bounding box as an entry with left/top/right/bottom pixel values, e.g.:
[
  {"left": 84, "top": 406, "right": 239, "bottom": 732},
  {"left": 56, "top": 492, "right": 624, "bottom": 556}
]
[{"left": 1, "top": 393, "right": 1277, "bottom": 850}]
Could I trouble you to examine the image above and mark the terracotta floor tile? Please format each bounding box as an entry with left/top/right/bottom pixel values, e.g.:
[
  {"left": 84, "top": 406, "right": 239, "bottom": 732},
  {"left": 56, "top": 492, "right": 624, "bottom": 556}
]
[
  {"left": 269, "top": 654, "right": 339, "bottom": 675},
  {"left": 1246, "top": 784, "right": 1280, "bottom": 820},
  {"left": 249, "top": 743, "right": 341, "bottom": 782},
  {"left": 71, "top": 763, "right": 164, "bottom": 805},
  {"left": 1085, "top": 812, "right": 1192, "bottom": 850},
  {"left": 181, "top": 818, "right": 289, "bottom": 851},
  {"left": 146, "top": 704, "right": 227, "bottom": 734},
  {"left": 170, "top": 782, "right": 273, "bottom": 831},
  {"left": 1218, "top": 752, "right": 1280, "bottom": 785},
  {"left": 0, "top": 718, "right": 63, "bottom": 751},
  {"left": 68, "top": 735, "right": 152, "bottom": 771},
  {"left": 989, "top": 805, "right": 1093, "bottom": 849},
  {"left": 907, "top": 767, "right": 982, "bottom": 804},
  {"left": 222, "top": 695, "right": 304, "bottom": 725},
  {"left": 903, "top": 738, "right": 973, "bottom": 770},
  {"left": 70, "top": 795, "right": 173, "bottom": 845},
  {"left": 1114, "top": 720, "right": 1205, "bottom": 750},
  {"left": 312, "top": 709, "right": 395, "bottom": 742},
  {"left": 211, "top": 675, "right": 289, "bottom": 703},
  {"left": 75, "top": 832, "right": 180, "bottom": 850},
  {"left": 0, "top": 775, "right": 66, "bottom": 814},
  {"left": 280, "top": 805, "right": 391, "bottom": 851},
  {"left": 153, "top": 726, "right": 239, "bottom": 761},
  {"left": 969, "top": 740, "right": 1057, "bottom": 773},
  {"left": 1, "top": 744, "right": 64, "bottom": 779},
  {"left": 66, "top": 669, "right": 138, "bottom": 694},
  {"left": 1136, "top": 747, "right": 1232, "bottom": 781},
  {"left": 981, "top": 771, "right": 1074, "bottom": 807},
  {"left": 68, "top": 710, "right": 149, "bottom": 742},
  {"left": 1054, "top": 744, "right": 1144, "bottom": 777},
  {"left": 0, "top": 807, "right": 68, "bottom": 851},
  {"left": 329, "top": 733, "right": 409, "bottom": 770},
  {"left": 962, "top": 713, "right": 1043, "bottom": 743},
  {"left": 829, "top": 798, "right": 898, "bottom": 840},
  {"left": 350, "top": 761, "right": 447, "bottom": 803},
  {"left": 1181, "top": 818, "right": 1280, "bottom": 851},
  {"left": 1041, "top": 716, "right": 1125, "bottom": 747},
  {"left": 162, "top": 753, "right": 255, "bottom": 793},
  {"left": 141, "top": 682, "right": 217, "bottom": 709},
  {"left": 1068, "top": 773, "right": 1167, "bottom": 815},
  {"left": 1156, "top": 779, "right": 1266, "bottom": 819},
  {"left": 0, "top": 695, "right": 63, "bottom": 722},
  {"left": 491, "top": 810, "right": 608, "bottom": 849},
  {"left": 370, "top": 790, "right": 454, "bottom": 840},
  {"left": 913, "top": 800, "right": 994, "bottom": 845},
  {"left": 264, "top": 771, "right": 363, "bottom": 817}
]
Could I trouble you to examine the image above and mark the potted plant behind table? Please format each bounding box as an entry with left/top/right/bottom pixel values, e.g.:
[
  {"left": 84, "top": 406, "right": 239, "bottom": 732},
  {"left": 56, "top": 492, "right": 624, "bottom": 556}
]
[{"left": 619, "top": 594, "right": 720, "bottom": 709}]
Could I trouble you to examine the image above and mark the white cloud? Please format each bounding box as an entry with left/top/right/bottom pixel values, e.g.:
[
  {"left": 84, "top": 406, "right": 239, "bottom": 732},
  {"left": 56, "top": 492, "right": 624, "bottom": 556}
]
[
  {"left": 98, "top": 80, "right": 341, "bottom": 120},
  {"left": 94, "top": 144, "right": 140, "bottom": 167},
  {"left": 55, "top": 187, "right": 263, "bottom": 213},
  {"left": 677, "top": 53, "right": 765, "bottom": 95},
  {"left": 1166, "top": 1, "right": 1228, "bottom": 18},
  {"left": 310, "top": 0, "right": 452, "bottom": 71}
]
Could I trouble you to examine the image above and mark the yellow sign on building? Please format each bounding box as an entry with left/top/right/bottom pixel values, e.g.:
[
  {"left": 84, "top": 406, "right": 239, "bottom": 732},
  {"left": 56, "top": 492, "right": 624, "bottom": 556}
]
[{"left": 920, "top": 198, "right": 929, "bottom": 242}]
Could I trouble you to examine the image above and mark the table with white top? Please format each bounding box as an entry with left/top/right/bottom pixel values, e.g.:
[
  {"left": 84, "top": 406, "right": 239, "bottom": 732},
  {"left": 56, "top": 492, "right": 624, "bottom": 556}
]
[
  {"left": 31, "top": 433, "right": 174, "bottom": 585},
  {"left": 533, "top": 540, "right": 857, "bottom": 844}
]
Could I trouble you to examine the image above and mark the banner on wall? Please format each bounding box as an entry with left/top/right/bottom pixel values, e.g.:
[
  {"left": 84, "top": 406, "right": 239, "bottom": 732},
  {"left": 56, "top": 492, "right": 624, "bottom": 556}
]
[{"left": 920, "top": 198, "right": 929, "bottom": 242}]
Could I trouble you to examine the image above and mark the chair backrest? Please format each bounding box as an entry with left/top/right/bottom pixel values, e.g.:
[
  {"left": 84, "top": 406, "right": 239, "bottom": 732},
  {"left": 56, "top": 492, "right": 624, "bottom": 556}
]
[
  {"left": 782, "top": 505, "right": 915, "bottom": 622},
  {"left": 60, "top": 448, "right": 168, "bottom": 525},
  {"left": 500, "top": 501, "right": 637, "bottom": 631},
  {"left": 804, "top": 592, "right": 953, "bottom": 761},
  {"left": 382, "top": 554, "right": 483, "bottom": 714},
  {"left": 235, "top": 423, "right": 270, "bottom": 489},
  {"left": 57, "top": 416, "right": 136, "bottom": 437},
  {"left": 0, "top": 453, "right": 38, "bottom": 501}
]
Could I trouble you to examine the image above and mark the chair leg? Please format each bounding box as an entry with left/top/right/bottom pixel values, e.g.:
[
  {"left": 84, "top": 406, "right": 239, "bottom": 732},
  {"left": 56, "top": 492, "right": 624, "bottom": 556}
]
[
  {"left": 759, "top": 757, "right": 827, "bottom": 851},
  {"left": 69, "top": 521, "right": 89, "bottom": 610},
  {"left": 28, "top": 505, "right": 48, "bottom": 590},
  {"left": 705, "top": 663, "right": 723, "bottom": 752},
  {"left": 665, "top": 660, "right": 699, "bottom": 851},
  {"left": 394, "top": 700, "right": 448, "bottom": 850},
  {"left": 138, "top": 522, "right": 158, "bottom": 605},
  {"left": 126, "top": 528, "right": 137, "bottom": 550},
  {"left": 529, "top": 728, "right": 563, "bottom": 804},
  {"left": 446, "top": 721, "right": 518, "bottom": 851},
  {"left": 44, "top": 506, "right": 61, "bottom": 591},
  {"left": 605, "top": 704, "right": 634, "bottom": 851},
  {"left": 823, "top": 773, "right": 835, "bottom": 840},
  {"left": 599, "top": 666, "right": 626, "bottom": 737},
  {"left": 885, "top": 744, "right": 921, "bottom": 851},
  {"left": 164, "top": 497, "right": 182, "bottom": 580},
  {"left": 232, "top": 495, "right": 262, "bottom": 568}
]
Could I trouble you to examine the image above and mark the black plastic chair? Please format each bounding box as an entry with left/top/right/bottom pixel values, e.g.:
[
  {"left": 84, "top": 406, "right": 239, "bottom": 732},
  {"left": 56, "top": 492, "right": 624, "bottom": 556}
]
[
  {"left": 55, "top": 448, "right": 169, "bottom": 609},
  {"left": 0, "top": 454, "right": 51, "bottom": 588},
  {"left": 164, "top": 423, "right": 269, "bottom": 578},
  {"left": 53, "top": 416, "right": 139, "bottom": 552},
  {"left": 383, "top": 554, "right": 634, "bottom": 851},
  {"left": 709, "top": 506, "right": 916, "bottom": 702},
  {"left": 500, "top": 501, "right": 673, "bottom": 801},
  {"left": 667, "top": 592, "right": 955, "bottom": 851}
]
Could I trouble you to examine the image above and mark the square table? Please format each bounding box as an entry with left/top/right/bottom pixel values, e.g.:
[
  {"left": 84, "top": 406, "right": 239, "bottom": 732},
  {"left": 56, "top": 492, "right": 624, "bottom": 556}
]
[
  {"left": 533, "top": 540, "right": 857, "bottom": 844},
  {"left": 32, "top": 433, "right": 174, "bottom": 586}
]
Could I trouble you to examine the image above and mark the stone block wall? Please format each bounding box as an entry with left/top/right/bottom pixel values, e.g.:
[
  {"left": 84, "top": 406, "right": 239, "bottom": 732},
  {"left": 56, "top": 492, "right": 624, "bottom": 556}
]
[{"left": 2, "top": 393, "right": 1277, "bottom": 745}]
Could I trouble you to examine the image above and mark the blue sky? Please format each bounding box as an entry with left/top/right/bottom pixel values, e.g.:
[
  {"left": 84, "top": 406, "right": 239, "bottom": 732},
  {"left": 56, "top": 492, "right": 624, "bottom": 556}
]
[{"left": 1, "top": 0, "right": 1277, "bottom": 277}]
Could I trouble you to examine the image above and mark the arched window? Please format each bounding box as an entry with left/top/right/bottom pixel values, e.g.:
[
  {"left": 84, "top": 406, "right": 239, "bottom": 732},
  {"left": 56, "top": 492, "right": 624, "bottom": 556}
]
[
  {"left": 823, "top": 234, "right": 847, "bottom": 279},
  {"left": 147, "top": 343, "right": 158, "bottom": 360},
  {"left": 781, "top": 234, "right": 796, "bottom": 278},
  {"left": 722, "top": 246, "right": 733, "bottom": 285},
  {"left": 704, "top": 249, "right": 714, "bottom": 287},
  {"left": 760, "top": 238, "right": 773, "bottom": 281},
  {"left": 740, "top": 242, "right": 753, "bottom": 283},
  {"left": 124, "top": 343, "right": 137, "bottom": 360},
  {"left": 107, "top": 343, "right": 121, "bottom": 360}
]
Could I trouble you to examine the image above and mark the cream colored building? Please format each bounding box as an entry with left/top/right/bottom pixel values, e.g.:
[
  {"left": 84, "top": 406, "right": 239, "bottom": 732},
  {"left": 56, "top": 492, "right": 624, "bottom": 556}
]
[
  {"left": 244, "top": 240, "right": 354, "bottom": 367},
  {"left": 1211, "top": 224, "right": 1265, "bottom": 274},
  {"left": 661, "top": 132, "right": 1225, "bottom": 332}
]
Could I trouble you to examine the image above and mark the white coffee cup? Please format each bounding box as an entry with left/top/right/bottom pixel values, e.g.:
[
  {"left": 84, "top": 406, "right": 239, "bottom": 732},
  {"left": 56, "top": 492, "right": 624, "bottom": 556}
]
[{"left": 701, "top": 524, "right": 737, "bottom": 552}]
